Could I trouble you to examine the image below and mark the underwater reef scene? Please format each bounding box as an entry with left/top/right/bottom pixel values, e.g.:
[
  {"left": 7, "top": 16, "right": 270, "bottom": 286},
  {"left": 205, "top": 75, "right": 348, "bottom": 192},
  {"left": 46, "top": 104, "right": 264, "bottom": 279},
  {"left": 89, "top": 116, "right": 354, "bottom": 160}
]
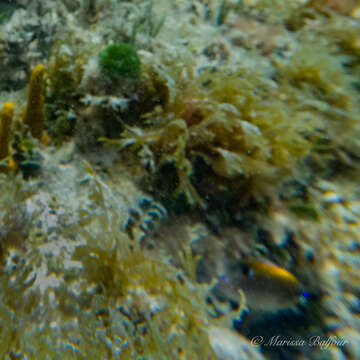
[{"left": 0, "top": 0, "right": 359, "bottom": 358}]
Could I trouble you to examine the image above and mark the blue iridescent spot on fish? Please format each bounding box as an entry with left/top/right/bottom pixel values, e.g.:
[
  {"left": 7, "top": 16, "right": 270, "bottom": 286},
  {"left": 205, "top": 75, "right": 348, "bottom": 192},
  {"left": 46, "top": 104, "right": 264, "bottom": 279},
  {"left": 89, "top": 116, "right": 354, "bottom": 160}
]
[{"left": 301, "top": 290, "right": 310, "bottom": 299}]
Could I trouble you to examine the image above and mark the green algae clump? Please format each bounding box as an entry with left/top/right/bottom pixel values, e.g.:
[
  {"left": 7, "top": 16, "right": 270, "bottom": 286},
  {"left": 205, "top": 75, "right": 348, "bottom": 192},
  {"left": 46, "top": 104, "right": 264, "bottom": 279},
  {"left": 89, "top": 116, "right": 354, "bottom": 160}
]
[{"left": 99, "top": 43, "right": 141, "bottom": 80}]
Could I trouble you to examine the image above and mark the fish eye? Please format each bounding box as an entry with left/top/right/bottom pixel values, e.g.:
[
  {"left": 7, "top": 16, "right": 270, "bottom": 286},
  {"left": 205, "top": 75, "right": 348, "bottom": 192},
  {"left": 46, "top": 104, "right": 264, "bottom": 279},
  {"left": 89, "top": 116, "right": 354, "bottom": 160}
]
[{"left": 241, "top": 264, "right": 253, "bottom": 277}]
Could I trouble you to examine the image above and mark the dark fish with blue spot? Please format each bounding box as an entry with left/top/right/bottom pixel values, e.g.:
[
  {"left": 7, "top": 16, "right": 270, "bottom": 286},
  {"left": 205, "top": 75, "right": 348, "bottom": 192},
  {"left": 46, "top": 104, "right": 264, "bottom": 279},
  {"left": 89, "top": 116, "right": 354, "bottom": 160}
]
[{"left": 213, "top": 260, "right": 306, "bottom": 311}]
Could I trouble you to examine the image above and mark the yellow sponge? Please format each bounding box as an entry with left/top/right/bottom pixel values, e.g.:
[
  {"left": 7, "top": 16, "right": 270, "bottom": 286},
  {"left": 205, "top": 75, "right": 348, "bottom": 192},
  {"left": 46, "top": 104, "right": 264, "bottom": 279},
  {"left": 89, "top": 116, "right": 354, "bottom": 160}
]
[
  {"left": 23, "top": 64, "right": 46, "bottom": 139},
  {"left": 0, "top": 102, "right": 14, "bottom": 160}
]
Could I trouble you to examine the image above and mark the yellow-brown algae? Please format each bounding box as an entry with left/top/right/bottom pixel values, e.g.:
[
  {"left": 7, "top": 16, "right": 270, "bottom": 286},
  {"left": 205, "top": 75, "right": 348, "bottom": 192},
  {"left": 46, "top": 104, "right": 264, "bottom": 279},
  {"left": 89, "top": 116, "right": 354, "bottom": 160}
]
[
  {"left": 0, "top": 102, "right": 14, "bottom": 160},
  {"left": 23, "top": 64, "right": 46, "bottom": 139}
]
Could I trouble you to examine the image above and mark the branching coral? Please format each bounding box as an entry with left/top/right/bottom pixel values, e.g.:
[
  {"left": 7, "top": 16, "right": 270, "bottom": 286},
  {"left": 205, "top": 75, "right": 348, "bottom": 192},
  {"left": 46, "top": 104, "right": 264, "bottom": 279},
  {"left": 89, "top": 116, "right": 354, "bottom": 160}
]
[{"left": 23, "top": 64, "right": 46, "bottom": 140}]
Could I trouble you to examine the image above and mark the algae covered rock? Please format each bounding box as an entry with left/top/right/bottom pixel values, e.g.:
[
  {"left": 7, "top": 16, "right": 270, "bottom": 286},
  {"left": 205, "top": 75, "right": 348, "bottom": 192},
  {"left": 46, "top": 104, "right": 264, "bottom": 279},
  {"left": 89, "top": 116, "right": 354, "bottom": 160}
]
[{"left": 0, "top": 1, "right": 359, "bottom": 359}]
